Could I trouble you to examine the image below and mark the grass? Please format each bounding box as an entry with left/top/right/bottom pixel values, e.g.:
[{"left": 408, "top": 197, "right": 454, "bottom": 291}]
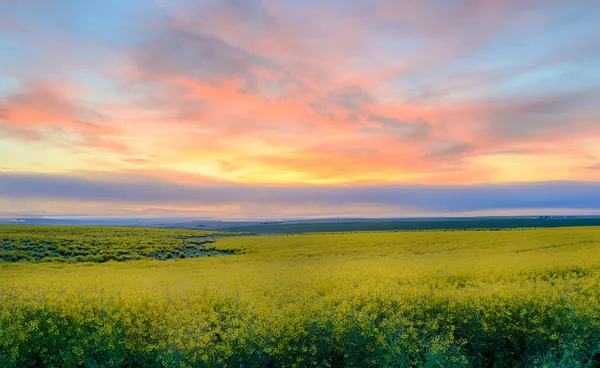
[
  {"left": 2, "top": 226, "right": 600, "bottom": 367},
  {"left": 0, "top": 226, "right": 245, "bottom": 263}
]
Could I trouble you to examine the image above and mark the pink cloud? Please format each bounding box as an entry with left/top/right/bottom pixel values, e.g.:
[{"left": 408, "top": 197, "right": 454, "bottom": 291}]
[{"left": 2, "top": 0, "right": 599, "bottom": 189}]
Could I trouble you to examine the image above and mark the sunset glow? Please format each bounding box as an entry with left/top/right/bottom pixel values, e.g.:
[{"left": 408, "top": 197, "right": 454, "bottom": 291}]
[{"left": 1, "top": 0, "right": 600, "bottom": 217}]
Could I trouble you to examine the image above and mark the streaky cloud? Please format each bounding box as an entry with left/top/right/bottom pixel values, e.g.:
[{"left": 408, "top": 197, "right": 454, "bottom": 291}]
[{"left": 2, "top": 172, "right": 600, "bottom": 213}]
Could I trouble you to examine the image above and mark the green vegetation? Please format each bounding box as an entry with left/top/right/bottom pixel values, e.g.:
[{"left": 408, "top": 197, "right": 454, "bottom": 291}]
[
  {"left": 215, "top": 217, "right": 600, "bottom": 234},
  {"left": 2, "top": 226, "right": 600, "bottom": 367},
  {"left": 0, "top": 226, "right": 244, "bottom": 263}
]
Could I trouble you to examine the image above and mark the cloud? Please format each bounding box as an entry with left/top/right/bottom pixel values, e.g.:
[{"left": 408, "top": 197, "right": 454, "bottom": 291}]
[
  {"left": 124, "top": 0, "right": 600, "bottom": 175},
  {"left": 484, "top": 88, "right": 600, "bottom": 141},
  {"left": 424, "top": 142, "right": 475, "bottom": 159},
  {"left": 587, "top": 164, "right": 600, "bottom": 171},
  {"left": 327, "top": 86, "right": 374, "bottom": 112},
  {"left": 136, "top": 24, "right": 276, "bottom": 91},
  {"left": 1, "top": 0, "right": 600, "bottom": 199},
  {"left": 2, "top": 172, "right": 600, "bottom": 215},
  {"left": 0, "top": 81, "right": 115, "bottom": 138},
  {"left": 0, "top": 79, "right": 130, "bottom": 155},
  {"left": 369, "top": 115, "right": 430, "bottom": 140},
  {"left": 0, "top": 80, "right": 110, "bottom": 132}
]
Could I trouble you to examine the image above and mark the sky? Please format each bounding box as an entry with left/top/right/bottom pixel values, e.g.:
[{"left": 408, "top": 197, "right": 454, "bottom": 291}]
[{"left": 1, "top": 0, "right": 600, "bottom": 218}]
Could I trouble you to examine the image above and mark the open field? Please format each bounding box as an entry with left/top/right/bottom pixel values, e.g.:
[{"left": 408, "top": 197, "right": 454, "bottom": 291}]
[
  {"left": 210, "top": 217, "right": 600, "bottom": 234},
  {"left": 3, "top": 226, "right": 600, "bottom": 367}
]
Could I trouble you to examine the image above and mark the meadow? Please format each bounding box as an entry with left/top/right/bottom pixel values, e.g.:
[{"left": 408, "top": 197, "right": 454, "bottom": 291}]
[
  {"left": 0, "top": 226, "right": 245, "bottom": 263},
  {"left": 2, "top": 225, "right": 600, "bottom": 367}
]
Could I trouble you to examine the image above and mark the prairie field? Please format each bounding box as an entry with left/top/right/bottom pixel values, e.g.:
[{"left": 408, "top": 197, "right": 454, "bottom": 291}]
[{"left": 2, "top": 226, "right": 600, "bottom": 367}]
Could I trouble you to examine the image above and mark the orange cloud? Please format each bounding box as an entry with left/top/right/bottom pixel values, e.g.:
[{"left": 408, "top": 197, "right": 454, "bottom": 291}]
[{"left": 1, "top": 0, "right": 600, "bottom": 190}]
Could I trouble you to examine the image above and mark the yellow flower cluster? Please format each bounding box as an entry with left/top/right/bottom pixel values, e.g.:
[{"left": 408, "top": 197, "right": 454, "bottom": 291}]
[{"left": 2, "top": 226, "right": 600, "bottom": 366}]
